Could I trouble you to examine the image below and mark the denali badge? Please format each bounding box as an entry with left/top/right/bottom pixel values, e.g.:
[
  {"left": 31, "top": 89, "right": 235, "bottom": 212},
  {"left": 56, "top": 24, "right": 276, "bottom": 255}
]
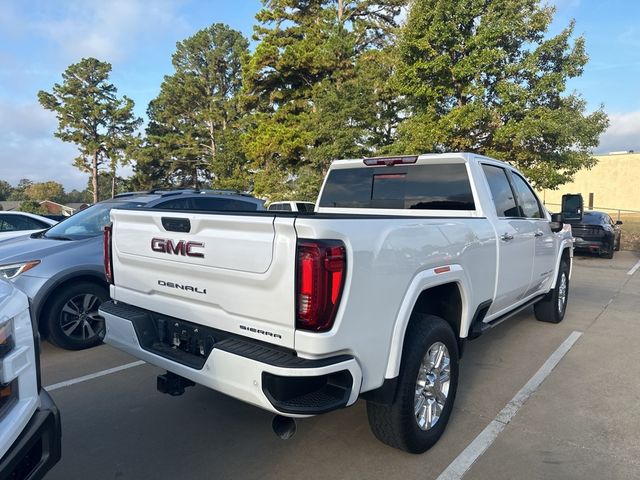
[
  {"left": 151, "top": 238, "right": 204, "bottom": 258},
  {"left": 158, "top": 280, "right": 207, "bottom": 295}
]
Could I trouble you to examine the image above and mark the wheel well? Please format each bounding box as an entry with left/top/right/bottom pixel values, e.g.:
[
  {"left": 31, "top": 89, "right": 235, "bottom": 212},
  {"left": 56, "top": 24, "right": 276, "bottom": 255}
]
[
  {"left": 410, "top": 282, "right": 463, "bottom": 356},
  {"left": 38, "top": 275, "right": 108, "bottom": 337}
]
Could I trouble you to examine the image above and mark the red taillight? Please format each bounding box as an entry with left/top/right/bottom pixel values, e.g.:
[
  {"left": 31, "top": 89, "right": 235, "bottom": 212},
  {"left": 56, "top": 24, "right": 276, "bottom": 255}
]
[
  {"left": 296, "top": 240, "right": 346, "bottom": 332},
  {"left": 103, "top": 224, "right": 114, "bottom": 284}
]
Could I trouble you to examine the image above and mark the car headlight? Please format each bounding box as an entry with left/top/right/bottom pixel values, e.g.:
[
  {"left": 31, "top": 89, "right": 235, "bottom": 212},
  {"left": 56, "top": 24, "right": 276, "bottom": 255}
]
[
  {"left": 0, "top": 317, "right": 14, "bottom": 358},
  {"left": 0, "top": 260, "right": 41, "bottom": 280}
]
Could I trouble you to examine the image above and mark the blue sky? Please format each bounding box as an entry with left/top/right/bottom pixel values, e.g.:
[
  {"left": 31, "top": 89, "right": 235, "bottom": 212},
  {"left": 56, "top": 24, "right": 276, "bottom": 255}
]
[{"left": 0, "top": 0, "right": 638, "bottom": 191}]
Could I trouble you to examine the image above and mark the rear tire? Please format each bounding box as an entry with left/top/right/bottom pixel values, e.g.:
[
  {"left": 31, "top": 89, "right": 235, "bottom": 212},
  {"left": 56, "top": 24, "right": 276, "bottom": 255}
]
[
  {"left": 366, "top": 314, "right": 459, "bottom": 453},
  {"left": 534, "top": 259, "right": 569, "bottom": 323},
  {"left": 45, "top": 282, "right": 108, "bottom": 350}
]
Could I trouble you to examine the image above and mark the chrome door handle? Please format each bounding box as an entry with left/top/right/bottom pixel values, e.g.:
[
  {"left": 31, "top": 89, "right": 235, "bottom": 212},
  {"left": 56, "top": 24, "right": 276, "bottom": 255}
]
[
  {"left": 534, "top": 231, "right": 544, "bottom": 237},
  {"left": 500, "top": 233, "right": 514, "bottom": 242}
]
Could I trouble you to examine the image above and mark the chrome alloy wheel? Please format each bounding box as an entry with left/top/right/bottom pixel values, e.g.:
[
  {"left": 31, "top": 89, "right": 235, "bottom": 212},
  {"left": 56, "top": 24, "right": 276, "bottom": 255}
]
[
  {"left": 59, "top": 293, "right": 105, "bottom": 341},
  {"left": 557, "top": 272, "right": 568, "bottom": 314},
  {"left": 414, "top": 341, "right": 451, "bottom": 431}
]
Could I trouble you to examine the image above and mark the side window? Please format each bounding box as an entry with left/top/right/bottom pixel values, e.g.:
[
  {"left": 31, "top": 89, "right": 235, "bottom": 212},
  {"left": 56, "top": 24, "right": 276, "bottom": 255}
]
[
  {"left": 510, "top": 173, "right": 544, "bottom": 219},
  {"left": 296, "top": 203, "right": 314, "bottom": 212},
  {"left": 4, "top": 215, "right": 48, "bottom": 230},
  {"left": 193, "top": 197, "right": 258, "bottom": 211},
  {"left": 0, "top": 215, "right": 11, "bottom": 231},
  {"left": 482, "top": 165, "right": 519, "bottom": 217},
  {"left": 281, "top": 203, "right": 292, "bottom": 211}
]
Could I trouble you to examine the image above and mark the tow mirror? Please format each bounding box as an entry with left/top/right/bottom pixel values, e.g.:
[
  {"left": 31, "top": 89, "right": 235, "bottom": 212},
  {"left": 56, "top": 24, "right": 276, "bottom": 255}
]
[
  {"left": 550, "top": 213, "right": 563, "bottom": 233},
  {"left": 616, "top": 220, "right": 623, "bottom": 226},
  {"left": 561, "top": 194, "right": 583, "bottom": 222}
]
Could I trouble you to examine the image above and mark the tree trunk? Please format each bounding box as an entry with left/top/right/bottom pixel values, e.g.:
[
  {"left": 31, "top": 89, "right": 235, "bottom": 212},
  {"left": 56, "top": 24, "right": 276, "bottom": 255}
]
[
  {"left": 193, "top": 163, "right": 198, "bottom": 189},
  {"left": 111, "top": 162, "right": 116, "bottom": 198},
  {"left": 92, "top": 152, "right": 99, "bottom": 204},
  {"left": 338, "top": 0, "right": 344, "bottom": 21}
]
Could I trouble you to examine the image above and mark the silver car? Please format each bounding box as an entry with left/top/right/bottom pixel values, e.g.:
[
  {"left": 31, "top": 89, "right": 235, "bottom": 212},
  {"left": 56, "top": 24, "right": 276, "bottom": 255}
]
[
  {"left": 0, "top": 211, "right": 57, "bottom": 241},
  {"left": 0, "top": 190, "right": 265, "bottom": 350}
]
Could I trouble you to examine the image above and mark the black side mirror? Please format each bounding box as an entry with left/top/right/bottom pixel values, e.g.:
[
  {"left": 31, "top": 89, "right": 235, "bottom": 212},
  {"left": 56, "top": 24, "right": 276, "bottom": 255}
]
[
  {"left": 550, "top": 213, "right": 563, "bottom": 233},
  {"left": 561, "top": 193, "right": 583, "bottom": 222},
  {"left": 616, "top": 220, "right": 623, "bottom": 225}
]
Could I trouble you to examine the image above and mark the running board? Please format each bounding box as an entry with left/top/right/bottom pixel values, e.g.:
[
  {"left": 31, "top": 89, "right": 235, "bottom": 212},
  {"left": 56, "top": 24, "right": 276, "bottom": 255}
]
[{"left": 469, "top": 295, "right": 545, "bottom": 339}]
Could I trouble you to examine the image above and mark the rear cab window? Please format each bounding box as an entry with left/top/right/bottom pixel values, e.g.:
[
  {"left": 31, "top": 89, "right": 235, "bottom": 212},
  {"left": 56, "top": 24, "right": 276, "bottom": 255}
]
[{"left": 319, "top": 163, "right": 476, "bottom": 211}]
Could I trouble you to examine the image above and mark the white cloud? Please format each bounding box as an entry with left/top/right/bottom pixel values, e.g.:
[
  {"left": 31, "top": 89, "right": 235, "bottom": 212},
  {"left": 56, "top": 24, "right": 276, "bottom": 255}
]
[
  {"left": 31, "top": 0, "right": 185, "bottom": 63},
  {"left": 597, "top": 111, "right": 640, "bottom": 154},
  {"left": 0, "top": 100, "right": 134, "bottom": 191},
  {"left": 618, "top": 27, "right": 640, "bottom": 49}
]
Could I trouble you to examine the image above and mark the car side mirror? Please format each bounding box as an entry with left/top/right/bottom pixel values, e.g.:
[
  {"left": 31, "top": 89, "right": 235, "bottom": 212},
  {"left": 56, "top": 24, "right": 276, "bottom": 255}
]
[
  {"left": 550, "top": 213, "right": 563, "bottom": 233},
  {"left": 561, "top": 193, "right": 583, "bottom": 222},
  {"left": 616, "top": 220, "right": 623, "bottom": 225}
]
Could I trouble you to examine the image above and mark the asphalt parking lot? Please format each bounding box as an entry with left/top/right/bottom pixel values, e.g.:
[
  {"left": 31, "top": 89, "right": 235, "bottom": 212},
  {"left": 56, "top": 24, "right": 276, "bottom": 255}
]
[{"left": 41, "top": 251, "right": 640, "bottom": 480}]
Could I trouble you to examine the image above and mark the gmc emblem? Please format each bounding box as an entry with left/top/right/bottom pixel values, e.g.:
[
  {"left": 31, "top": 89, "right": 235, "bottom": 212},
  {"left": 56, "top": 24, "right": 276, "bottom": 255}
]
[{"left": 151, "top": 238, "right": 205, "bottom": 258}]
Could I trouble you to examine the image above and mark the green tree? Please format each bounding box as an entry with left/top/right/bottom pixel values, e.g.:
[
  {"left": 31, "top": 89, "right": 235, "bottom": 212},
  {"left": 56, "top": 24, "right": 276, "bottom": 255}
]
[
  {"left": 8, "top": 179, "right": 33, "bottom": 201},
  {"left": 139, "top": 24, "right": 249, "bottom": 189},
  {"left": 394, "top": 0, "right": 609, "bottom": 189},
  {"left": 38, "top": 58, "right": 142, "bottom": 203},
  {"left": 243, "top": 0, "right": 405, "bottom": 199},
  {"left": 25, "top": 181, "right": 65, "bottom": 203},
  {"left": 62, "top": 189, "right": 89, "bottom": 204},
  {"left": 19, "top": 200, "right": 48, "bottom": 215},
  {"left": 87, "top": 173, "right": 129, "bottom": 202},
  {"left": 0, "top": 180, "right": 13, "bottom": 201}
]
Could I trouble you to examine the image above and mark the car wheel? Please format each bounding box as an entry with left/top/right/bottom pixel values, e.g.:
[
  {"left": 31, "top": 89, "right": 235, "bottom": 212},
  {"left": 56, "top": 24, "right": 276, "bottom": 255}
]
[
  {"left": 601, "top": 248, "right": 614, "bottom": 259},
  {"left": 534, "top": 259, "right": 569, "bottom": 323},
  {"left": 366, "top": 314, "right": 459, "bottom": 453},
  {"left": 45, "top": 282, "right": 108, "bottom": 350}
]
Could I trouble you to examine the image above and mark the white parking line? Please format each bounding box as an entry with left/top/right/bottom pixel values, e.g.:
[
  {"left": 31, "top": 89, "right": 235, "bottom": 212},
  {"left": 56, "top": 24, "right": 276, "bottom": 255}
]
[
  {"left": 627, "top": 260, "right": 640, "bottom": 276},
  {"left": 45, "top": 360, "right": 146, "bottom": 392},
  {"left": 437, "top": 330, "right": 583, "bottom": 480}
]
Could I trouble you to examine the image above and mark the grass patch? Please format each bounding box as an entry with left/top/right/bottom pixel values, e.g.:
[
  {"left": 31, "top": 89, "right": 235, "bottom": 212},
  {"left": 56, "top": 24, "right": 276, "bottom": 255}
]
[{"left": 614, "top": 213, "right": 640, "bottom": 251}]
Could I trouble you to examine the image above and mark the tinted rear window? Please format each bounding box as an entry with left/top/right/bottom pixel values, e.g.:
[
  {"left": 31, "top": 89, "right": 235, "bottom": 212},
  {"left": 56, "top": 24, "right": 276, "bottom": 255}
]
[
  {"left": 580, "top": 212, "right": 607, "bottom": 225},
  {"left": 319, "top": 164, "right": 475, "bottom": 210}
]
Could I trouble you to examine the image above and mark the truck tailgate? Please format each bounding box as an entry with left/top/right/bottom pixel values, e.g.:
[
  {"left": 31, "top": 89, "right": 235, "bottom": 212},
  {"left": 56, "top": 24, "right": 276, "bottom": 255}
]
[{"left": 109, "top": 209, "right": 297, "bottom": 348}]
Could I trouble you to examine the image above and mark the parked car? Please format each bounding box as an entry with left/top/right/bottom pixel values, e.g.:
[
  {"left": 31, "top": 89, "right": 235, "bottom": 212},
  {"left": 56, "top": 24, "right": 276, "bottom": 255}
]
[
  {"left": 0, "top": 212, "right": 57, "bottom": 241},
  {"left": 0, "top": 279, "right": 61, "bottom": 478},
  {"left": 100, "top": 153, "right": 575, "bottom": 453},
  {"left": 0, "top": 190, "right": 265, "bottom": 350},
  {"left": 267, "top": 201, "right": 315, "bottom": 212},
  {"left": 566, "top": 210, "right": 622, "bottom": 258}
]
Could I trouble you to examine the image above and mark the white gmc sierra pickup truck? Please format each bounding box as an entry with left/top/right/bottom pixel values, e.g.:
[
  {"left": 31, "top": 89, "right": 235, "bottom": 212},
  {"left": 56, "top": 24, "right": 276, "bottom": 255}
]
[{"left": 99, "top": 153, "right": 575, "bottom": 453}]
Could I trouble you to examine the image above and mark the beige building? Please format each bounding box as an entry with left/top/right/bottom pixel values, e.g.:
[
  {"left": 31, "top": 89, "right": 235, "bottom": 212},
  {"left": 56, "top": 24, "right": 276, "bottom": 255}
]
[{"left": 539, "top": 152, "right": 640, "bottom": 213}]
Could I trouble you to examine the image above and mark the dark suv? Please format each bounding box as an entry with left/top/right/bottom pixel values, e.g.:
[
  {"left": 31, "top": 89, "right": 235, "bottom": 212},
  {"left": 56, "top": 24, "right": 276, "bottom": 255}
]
[
  {"left": 0, "top": 190, "right": 265, "bottom": 350},
  {"left": 567, "top": 210, "right": 623, "bottom": 259}
]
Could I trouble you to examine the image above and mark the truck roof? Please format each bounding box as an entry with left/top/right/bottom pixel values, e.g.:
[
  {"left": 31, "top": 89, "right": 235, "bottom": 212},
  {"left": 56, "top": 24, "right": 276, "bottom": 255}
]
[{"left": 329, "top": 152, "right": 510, "bottom": 170}]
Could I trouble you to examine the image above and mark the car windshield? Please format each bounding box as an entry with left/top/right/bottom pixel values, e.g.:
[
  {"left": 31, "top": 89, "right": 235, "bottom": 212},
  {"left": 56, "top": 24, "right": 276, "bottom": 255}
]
[{"left": 43, "top": 201, "right": 143, "bottom": 240}]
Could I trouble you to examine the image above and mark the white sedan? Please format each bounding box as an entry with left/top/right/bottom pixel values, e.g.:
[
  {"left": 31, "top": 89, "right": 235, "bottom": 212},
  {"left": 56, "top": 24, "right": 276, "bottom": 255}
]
[{"left": 0, "top": 211, "right": 58, "bottom": 241}]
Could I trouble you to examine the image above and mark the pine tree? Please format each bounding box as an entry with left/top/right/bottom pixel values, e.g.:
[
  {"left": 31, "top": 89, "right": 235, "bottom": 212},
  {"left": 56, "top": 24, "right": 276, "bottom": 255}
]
[
  {"left": 243, "top": 0, "right": 406, "bottom": 199},
  {"left": 138, "top": 24, "right": 249, "bottom": 189},
  {"left": 38, "top": 58, "right": 141, "bottom": 203},
  {"left": 394, "top": 0, "right": 608, "bottom": 189}
]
